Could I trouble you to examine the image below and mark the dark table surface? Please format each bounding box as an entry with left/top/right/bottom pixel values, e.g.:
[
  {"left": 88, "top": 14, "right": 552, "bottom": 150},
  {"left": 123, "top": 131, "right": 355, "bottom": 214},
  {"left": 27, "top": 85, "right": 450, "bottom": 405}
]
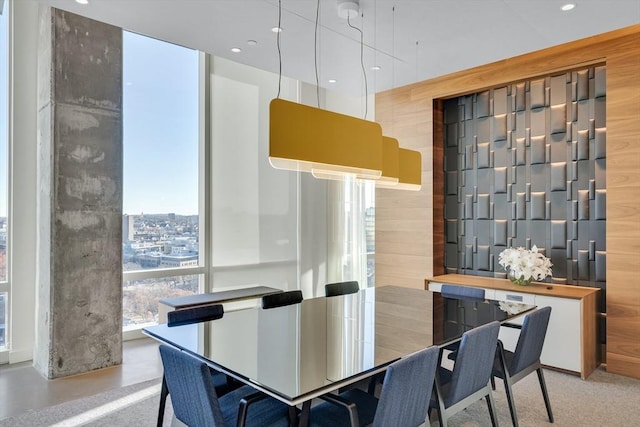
[{"left": 144, "top": 285, "right": 535, "bottom": 405}]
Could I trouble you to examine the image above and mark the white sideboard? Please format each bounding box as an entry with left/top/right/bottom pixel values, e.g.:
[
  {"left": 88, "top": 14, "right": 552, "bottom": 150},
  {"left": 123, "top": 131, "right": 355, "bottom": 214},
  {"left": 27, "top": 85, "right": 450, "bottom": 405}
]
[{"left": 426, "top": 274, "right": 600, "bottom": 379}]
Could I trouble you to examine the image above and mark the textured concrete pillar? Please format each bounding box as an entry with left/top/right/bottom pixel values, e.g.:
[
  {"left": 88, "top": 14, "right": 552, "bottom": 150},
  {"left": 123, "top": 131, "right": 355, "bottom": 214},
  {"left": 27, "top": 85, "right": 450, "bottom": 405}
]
[{"left": 35, "top": 7, "right": 123, "bottom": 379}]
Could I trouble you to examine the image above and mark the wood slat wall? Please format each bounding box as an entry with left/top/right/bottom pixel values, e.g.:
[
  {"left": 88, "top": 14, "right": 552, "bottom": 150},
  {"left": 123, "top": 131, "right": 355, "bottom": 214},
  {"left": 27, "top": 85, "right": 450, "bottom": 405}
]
[{"left": 375, "top": 24, "right": 640, "bottom": 379}]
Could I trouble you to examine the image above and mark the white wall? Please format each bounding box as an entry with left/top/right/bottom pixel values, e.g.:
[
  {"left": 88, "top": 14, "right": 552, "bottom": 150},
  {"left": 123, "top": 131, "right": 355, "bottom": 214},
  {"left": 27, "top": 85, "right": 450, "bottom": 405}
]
[{"left": 208, "top": 56, "right": 303, "bottom": 293}]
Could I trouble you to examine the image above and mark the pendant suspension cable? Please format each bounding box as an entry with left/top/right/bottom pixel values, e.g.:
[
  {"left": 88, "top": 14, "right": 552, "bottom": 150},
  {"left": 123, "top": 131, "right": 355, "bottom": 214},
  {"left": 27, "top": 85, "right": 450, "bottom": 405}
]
[
  {"left": 315, "top": 0, "right": 321, "bottom": 107},
  {"left": 276, "top": 0, "right": 282, "bottom": 98},
  {"left": 347, "top": 14, "right": 368, "bottom": 120},
  {"left": 391, "top": 5, "right": 395, "bottom": 90},
  {"left": 415, "top": 40, "right": 419, "bottom": 82}
]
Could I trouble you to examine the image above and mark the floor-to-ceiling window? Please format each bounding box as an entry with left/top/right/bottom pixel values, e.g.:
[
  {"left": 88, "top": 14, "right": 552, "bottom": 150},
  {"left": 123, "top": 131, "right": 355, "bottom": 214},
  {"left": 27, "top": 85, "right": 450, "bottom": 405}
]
[
  {"left": 122, "top": 31, "right": 202, "bottom": 331},
  {"left": 0, "top": 0, "right": 10, "bottom": 351},
  {"left": 328, "top": 177, "right": 375, "bottom": 289}
]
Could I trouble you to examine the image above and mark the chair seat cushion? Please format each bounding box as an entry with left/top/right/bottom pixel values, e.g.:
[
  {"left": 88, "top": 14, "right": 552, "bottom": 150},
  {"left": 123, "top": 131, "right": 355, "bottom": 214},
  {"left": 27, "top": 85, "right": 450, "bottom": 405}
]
[
  {"left": 492, "top": 349, "right": 515, "bottom": 379},
  {"left": 219, "top": 385, "right": 290, "bottom": 427},
  {"left": 211, "top": 371, "right": 231, "bottom": 395},
  {"left": 309, "top": 389, "right": 378, "bottom": 427},
  {"left": 430, "top": 366, "right": 455, "bottom": 408}
]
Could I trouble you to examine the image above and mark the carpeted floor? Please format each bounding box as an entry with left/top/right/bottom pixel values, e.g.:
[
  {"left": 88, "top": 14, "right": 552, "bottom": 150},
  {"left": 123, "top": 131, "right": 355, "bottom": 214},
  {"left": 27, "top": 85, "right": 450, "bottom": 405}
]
[
  {"left": 428, "top": 366, "right": 640, "bottom": 426},
  {"left": 0, "top": 379, "right": 169, "bottom": 427},
  {"left": 1, "top": 367, "right": 639, "bottom": 426}
]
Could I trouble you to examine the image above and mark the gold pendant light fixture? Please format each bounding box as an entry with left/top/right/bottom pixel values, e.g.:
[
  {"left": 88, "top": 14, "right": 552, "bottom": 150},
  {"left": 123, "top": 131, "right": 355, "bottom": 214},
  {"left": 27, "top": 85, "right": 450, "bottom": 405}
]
[
  {"left": 269, "top": 98, "right": 383, "bottom": 180},
  {"left": 268, "top": 0, "right": 421, "bottom": 191}
]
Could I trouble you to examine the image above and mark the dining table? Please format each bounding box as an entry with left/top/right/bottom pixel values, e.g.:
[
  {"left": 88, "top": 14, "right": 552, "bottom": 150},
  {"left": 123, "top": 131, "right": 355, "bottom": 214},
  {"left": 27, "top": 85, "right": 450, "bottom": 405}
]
[{"left": 143, "top": 285, "right": 535, "bottom": 426}]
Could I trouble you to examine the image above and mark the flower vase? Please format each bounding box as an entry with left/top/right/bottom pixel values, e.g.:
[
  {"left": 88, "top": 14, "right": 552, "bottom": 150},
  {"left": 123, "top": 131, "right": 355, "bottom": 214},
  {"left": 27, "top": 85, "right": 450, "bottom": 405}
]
[{"left": 507, "top": 270, "right": 533, "bottom": 286}]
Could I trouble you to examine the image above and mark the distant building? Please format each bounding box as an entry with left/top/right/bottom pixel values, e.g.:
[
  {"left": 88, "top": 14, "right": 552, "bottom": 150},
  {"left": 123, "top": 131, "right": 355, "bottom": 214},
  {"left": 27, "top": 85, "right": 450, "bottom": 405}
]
[
  {"left": 160, "top": 254, "right": 198, "bottom": 268},
  {"left": 136, "top": 252, "right": 163, "bottom": 268},
  {"left": 122, "top": 214, "right": 135, "bottom": 242},
  {"left": 364, "top": 207, "right": 375, "bottom": 253}
]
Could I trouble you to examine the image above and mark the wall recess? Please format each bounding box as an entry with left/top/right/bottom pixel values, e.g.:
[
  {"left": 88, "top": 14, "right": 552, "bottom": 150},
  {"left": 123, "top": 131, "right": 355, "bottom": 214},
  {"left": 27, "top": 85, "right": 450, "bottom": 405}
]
[{"left": 443, "top": 66, "right": 606, "bottom": 293}]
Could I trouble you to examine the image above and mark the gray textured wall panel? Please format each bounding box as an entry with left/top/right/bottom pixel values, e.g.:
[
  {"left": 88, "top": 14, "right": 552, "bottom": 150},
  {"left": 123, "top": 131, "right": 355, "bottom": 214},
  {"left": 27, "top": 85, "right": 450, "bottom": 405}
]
[
  {"left": 595, "top": 128, "right": 607, "bottom": 160},
  {"left": 447, "top": 219, "right": 458, "bottom": 244},
  {"left": 550, "top": 104, "right": 567, "bottom": 134},
  {"left": 495, "top": 220, "right": 508, "bottom": 246},
  {"left": 531, "top": 136, "right": 546, "bottom": 164},
  {"left": 515, "top": 83, "right": 526, "bottom": 111},
  {"left": 551, "top": 220, "right": 567, "bottom": 249},
  {"left": 516, "top": 138, "right": 526, "bottom": 165},
  {"left": 478, "top": 142, "right": 491, "bottom": 168},
  {"left": 550, "top": 75, "right": 567, "bottom": 105},
  {"left": 447, "top": 171, "right": 458, "bottom": 195},
  {"left": 551, "top": 162, "right": 567, "bottom": 191},
  {"left": 596, "top": 251, "right": 606, "bottom": 282},
  {"left": 578, "top": 130, "right": 589, "bottom": 160},
  {"left": 478, "top": 245, "right": 491, "bottom": 271},
  {"left": 595, "top": 66, "right": 606, "bottom": 98},
  {"left": 477, "top": 91, "right": 490, "bottom": 118},
  {"left": 530, "top": 79, "right": 546, "bottom": 109},
  {"left": 577, "top": 70, "right": 589, "bottom": 101},
  {"left": 493, "top": 114, "right": 508, "bottom": 141},
  {"left": 531, "top": 192, "right": 546, "bottom": 220},
  {"left": 477, "top": 194, "right": 491, "bottom": 219},
  {"left": 443, "top": 66, "right": 606, "bottom": 291},
  {"left": 495, "top": 167, "right": 508, "bottom": 193}
]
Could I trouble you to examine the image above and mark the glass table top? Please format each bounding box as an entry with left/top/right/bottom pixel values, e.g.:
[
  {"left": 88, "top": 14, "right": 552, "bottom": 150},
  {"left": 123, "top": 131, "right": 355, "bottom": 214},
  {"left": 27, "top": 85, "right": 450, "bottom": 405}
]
[{"left": 144, "top": 285, "right": 534, "bottom": 403}]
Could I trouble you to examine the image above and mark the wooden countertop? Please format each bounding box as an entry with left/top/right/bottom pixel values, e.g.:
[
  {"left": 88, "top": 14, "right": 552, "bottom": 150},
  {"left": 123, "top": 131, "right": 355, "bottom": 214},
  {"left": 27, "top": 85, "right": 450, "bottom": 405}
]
[{"left": 426, "top": 274, "right": 600, "bottom": 300}]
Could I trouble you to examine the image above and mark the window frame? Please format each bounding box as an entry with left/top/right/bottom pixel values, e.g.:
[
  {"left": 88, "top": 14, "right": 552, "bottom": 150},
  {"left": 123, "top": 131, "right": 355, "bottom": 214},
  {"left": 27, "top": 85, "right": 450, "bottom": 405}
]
[
  {"left": 0, "top": 0, "right": 11, "bottom": 359},
  {"left": 121, "top": 35, "right": 208, "bottom": 340}
]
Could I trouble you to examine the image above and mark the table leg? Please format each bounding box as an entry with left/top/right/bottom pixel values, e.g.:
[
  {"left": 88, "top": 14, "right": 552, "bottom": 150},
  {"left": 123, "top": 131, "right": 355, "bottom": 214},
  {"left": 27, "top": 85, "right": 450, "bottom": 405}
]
[{"left": 298, "top": 401, "right": 312, "bottom": 427}]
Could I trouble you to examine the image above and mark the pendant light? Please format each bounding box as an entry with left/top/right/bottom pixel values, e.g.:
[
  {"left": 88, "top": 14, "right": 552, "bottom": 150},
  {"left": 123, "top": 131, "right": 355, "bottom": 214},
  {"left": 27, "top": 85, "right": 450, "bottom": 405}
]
[
  {"left": 376, "top": 137, "right": 400, "bottom": 186},
  {"left": 268, "top": 0, "right": 383, "bottom": 180},
  {"left": 269, "top": 98, "right": 383, "bottom": 180}
]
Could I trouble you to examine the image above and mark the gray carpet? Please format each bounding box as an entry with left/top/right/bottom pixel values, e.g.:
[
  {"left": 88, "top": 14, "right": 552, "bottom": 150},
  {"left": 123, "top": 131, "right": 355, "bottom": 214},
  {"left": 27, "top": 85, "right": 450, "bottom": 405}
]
[
  {"left": 1, "top": 367, "right": 639, "bottom": 426},
  {"left": 428, "top": 367, "right": 640, "bottom": 426},
  {"left": 0, "top": 379, "right": 169, "bottom": 427}
]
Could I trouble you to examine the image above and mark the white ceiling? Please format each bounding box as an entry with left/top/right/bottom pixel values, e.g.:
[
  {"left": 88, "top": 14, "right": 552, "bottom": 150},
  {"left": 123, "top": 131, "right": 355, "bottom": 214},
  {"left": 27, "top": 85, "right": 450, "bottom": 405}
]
[{"left": 38, "top": 0, "right": 640, "bottom": 97}]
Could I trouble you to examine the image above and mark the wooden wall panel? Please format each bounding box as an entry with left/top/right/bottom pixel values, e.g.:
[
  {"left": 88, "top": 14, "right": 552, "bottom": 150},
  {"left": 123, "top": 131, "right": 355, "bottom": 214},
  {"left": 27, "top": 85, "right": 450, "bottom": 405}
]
[{"left": 375, "top": 24, "right": 640, "bottom": 379}]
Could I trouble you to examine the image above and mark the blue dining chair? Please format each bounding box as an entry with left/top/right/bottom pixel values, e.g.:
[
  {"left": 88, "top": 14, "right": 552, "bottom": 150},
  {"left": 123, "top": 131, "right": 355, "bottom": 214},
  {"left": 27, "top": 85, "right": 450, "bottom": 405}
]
[
  {"left": 159, "top": 304, "right": 236, "bottom": 427},
  {"left": 261, "top": 290, "right": 303, "bottom": 309},
  {"left": 440, "top": 285, "right": 486, "bottom": 361},
  {"left": 431, "top": 321, "right": 501, "bottom": 427},
  {"left": 158, "top": 345, "right": 291, "bottom": 427},
  {"left": 493, "top": 306, "right": 554, "bottom": 426},
  {"left": 167, "top": 303, "right": 224, "bottom": 327},
  {"left": 325, "top": 281, "right": 360, "bottom": 297},
  {"left": 440, "top": 284, "right": 485, "bottom": 300},
  {"left": 308, "top": 346, "right": 440, "bottom": 427}
]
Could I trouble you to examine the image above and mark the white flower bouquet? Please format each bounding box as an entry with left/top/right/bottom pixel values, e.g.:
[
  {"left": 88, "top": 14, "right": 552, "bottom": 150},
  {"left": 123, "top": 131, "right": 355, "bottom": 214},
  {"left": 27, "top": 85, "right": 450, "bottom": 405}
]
[{"left": 498, "top": 245, "right": 553, "bottom": 285}]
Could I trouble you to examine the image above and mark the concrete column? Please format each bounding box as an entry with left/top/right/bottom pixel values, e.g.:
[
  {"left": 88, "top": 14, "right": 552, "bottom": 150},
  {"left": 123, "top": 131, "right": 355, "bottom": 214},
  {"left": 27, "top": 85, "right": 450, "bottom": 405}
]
[{"left": 35, "top": 7, "right": 123, "bottom": 379}]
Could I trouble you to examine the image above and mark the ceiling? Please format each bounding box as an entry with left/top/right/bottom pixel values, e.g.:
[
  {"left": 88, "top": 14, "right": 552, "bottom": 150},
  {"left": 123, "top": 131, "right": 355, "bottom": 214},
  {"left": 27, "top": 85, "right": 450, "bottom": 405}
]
[{"left": 39, "top": 0, "right": 640, "bottom": 97}]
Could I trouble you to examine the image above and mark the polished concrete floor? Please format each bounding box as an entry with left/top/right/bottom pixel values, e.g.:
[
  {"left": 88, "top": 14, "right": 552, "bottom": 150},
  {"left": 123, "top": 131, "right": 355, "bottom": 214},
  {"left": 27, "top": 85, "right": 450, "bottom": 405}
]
[{"left": 0, "top": 338, "right": 163, "bottom": 420}]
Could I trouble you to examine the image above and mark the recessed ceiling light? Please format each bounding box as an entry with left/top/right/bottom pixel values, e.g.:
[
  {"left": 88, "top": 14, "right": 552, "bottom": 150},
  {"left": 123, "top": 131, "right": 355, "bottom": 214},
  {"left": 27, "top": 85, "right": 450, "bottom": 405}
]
[
  {"left": 230, "top": 47, "right": 242, "bottom": 53},
  {"left": 247, "top": 40, "right": 258, "bottom": 46},
  {"left": 271, "top": 27, "right": 283, "bottom": 33},
  {"left": 328, "top": 79, "right": 337, "bottom": 84},
  {"left": 75, "top": 0, "right": 89, "bottom": 4},
  {"left": 371, "top": 66, "right": 382, "bottom": 71},
  {"left": 561, "top": 3, "right": 576, "bottom": 11}
]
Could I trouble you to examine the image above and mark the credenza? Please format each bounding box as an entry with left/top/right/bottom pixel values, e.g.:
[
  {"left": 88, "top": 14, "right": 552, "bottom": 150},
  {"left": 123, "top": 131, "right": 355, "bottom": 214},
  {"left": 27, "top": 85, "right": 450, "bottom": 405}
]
[{"left": 426, "top": 274, "right": 600, "bottom": 379}]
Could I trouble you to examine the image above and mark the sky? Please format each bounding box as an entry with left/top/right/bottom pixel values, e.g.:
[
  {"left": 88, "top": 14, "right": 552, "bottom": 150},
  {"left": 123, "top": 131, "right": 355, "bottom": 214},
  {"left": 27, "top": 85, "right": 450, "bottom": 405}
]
[{"left": 123, "top": 31, "right": 199, "bottom": 216}]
